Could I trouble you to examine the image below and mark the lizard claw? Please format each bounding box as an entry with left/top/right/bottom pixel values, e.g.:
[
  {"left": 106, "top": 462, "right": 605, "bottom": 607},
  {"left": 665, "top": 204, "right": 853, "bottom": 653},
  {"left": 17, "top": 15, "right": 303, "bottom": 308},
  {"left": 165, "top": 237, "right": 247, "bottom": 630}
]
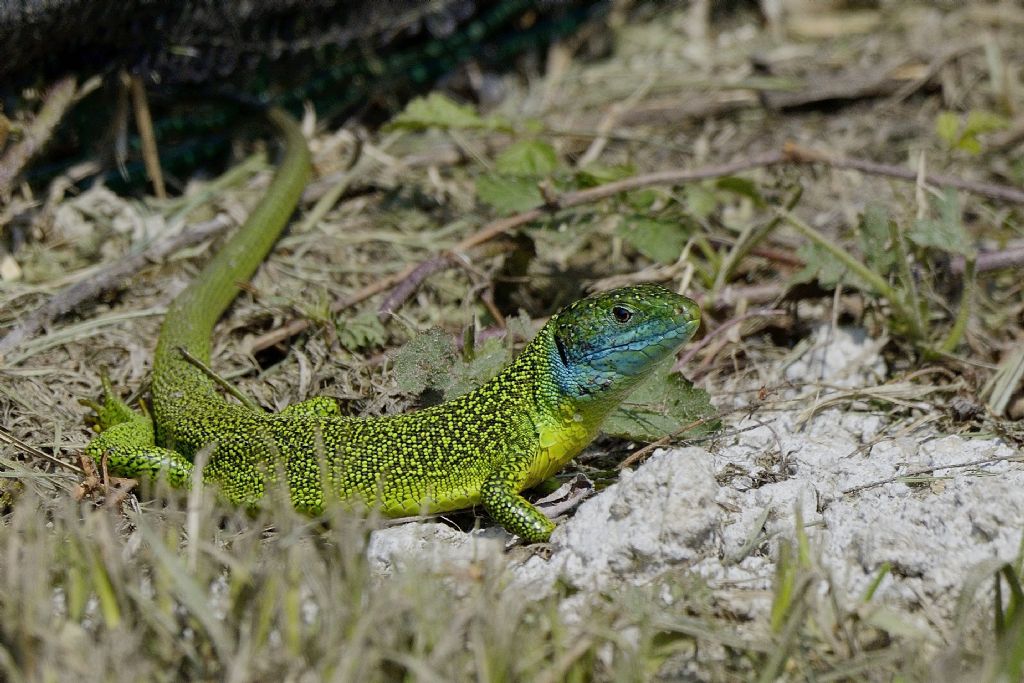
[{"left": 81, "top": 369, "right": 140, "bottom": 431}]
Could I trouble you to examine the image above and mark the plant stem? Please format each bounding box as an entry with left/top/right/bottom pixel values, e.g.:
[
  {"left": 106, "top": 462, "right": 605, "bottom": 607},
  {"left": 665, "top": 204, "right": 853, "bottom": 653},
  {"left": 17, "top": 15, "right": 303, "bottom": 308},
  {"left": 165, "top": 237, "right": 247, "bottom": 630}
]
[
  {"left": 889, "top": 216, "right": 926, "bottom": 341},
  {"left": 780, "top": 210, "right": 927, "bottom": 341},
  {"left": 715, "top": 186, "right": 802, "bottom": 292},
  {"left": 938, "top": 256, "right": 975, "bottom": 354}
]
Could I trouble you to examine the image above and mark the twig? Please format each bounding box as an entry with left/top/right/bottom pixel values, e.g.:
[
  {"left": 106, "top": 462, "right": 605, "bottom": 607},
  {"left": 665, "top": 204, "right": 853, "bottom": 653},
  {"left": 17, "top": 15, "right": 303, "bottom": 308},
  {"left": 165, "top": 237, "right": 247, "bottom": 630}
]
[
  {"left": 783, "top": 142, "right": 1024, "bottom": 205},
  {"left": 248, "top": 141, "right": 1024, "bottom": 349},
  {"left": 177, "top": 346, "right": 261, "bottom": 411},
  {"left": 0, "top": 215, "right": 233, "bottom": 362},
  {"left": 672, "top": 308, "right": 787, "bottom": 372},
  {"left": 129, "top": 75, "right": 166, "bottom": 199},
  {"left": 957, "top": 245, "right": 1024, "bottom": 274},
  {"left": 0, "top": 76, "right": 79, "bottom": 194},
  {"left": 760, "top": 69, "right": 907, "bottom": 110},
  {"left": 462, "top": 151, "right": 791, "bottom": 250},
  {"left": 376, "top": 253, "right": 458, "bottom": 322},
  {"left": 249, "top": 269, "right": 415, "bottom": 352},
  {"left": 841, "top": 453, "right": 1024, "bottom": 496},
  {"left": 0, "top": 425, "right": 83, "bottom": 474},
  {"left": 616, "top": 414, "right": 718, "bottom": 471}
]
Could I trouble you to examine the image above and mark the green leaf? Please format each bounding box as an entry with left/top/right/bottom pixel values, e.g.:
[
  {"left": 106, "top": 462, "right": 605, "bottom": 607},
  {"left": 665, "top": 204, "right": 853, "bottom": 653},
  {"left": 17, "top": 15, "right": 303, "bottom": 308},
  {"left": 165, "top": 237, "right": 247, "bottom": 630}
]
[
  {"left": 684, "top": 185, "right": 718, "bottom": 220},
  {"left": 603, "top": 370, "right": 717, "bottom": 442},
  {"left": 386, "top": 93, "right": 499, "bottom": 132},
  {"left": 393, "top": 328, "right": 459, "bottom": 396},
  {"left": 495, "top": 140, "right": 558, "bottom": 176},
  {"left": 445, "top": 336, "right": 511, "bottom": 399},
  {"left": 617, "top": 217, "right": 690, "bottom": 264},
  {"left": 792, "top": 242, "right": 871, "bottom": 291},
  {"left": 935, "top": 111, "right": 961, "bottom": 147},
  {"left": 908, "top": 189, "right": 975, "bottom": 256},
  {"left": 936, "top": 109, "right": 1008, "bottom": 154},
  {"left": 964, "top": 109, "right": 1010, "bottom": 136},
  {"left": 715, "top": 176, "right": 764, "bottom": 205},
  {"left": 942, "top": 109, "right": 1010, "bottom": 154},
  {"left": 858, "top": 204, "right": 898, "bottom": 274},
  {"left": 624, "top": 189, "right": 660, "bottom": 211},
  {"left": 475, "top": 174, "right": 542, "bottom": 214},
  {"left": 575, "top": 163, "right": 636, "bottom": 187},
  {"left": 393, "top": 329, "right": 514, "bottom": 401},
  {"left": 957, "top": 136, "right": 982, "bottom": 154},
  {"left": 335, "top": 312, "right": 388, "bottom": 352}
]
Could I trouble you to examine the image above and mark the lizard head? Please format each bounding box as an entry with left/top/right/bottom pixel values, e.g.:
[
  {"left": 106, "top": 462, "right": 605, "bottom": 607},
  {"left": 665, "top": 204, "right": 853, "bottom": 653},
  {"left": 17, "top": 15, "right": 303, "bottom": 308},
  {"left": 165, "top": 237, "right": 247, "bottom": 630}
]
[{"left": 548, "top": 283, "right": 700, "bottom": 400}]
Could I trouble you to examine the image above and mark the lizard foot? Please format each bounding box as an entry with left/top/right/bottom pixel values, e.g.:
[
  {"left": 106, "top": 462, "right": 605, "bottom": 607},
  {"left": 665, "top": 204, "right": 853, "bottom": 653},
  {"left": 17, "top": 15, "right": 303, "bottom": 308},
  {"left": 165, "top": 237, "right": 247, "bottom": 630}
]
[{"left": 82, "top": 371, "right": 194, "bottom": 488}]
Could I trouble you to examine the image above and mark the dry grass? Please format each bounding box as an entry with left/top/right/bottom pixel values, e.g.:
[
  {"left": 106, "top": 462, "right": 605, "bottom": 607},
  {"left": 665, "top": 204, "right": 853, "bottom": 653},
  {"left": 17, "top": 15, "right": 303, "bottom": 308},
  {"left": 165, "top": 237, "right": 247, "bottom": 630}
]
[{"left": 1, "top": 1, "right": 1024, "bottom": 679}]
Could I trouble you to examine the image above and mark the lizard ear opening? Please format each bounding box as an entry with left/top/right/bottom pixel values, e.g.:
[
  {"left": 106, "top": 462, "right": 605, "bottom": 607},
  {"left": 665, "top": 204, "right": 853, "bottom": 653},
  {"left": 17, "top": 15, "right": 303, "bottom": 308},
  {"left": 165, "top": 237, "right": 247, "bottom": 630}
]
[{"left": 554, "top": 333, "right": 570, "bottom": 367}]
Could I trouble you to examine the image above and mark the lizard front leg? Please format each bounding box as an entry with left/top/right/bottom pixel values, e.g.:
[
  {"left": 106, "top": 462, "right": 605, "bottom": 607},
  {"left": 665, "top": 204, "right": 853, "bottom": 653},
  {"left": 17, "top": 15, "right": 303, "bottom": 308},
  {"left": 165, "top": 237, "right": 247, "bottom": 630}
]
[
  {"left": 84, "top": 375, "right": 193, "bottom": 487},
  {"left": 480, "top": 452, "right": 556, "bottom": 543}
]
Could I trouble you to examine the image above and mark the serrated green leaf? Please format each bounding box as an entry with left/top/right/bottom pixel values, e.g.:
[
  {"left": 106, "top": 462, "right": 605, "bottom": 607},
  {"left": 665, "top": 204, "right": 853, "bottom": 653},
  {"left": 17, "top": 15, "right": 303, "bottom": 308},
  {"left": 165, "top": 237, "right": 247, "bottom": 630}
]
[
  {"left": 475, "top": 174, "right": 542, "bottom": 214},
  {"left": 445, "top": 336, "right": 511, "bottom": 399},
  {"left": 617, "top": 217, "right": 690, "bottom": 264},
  {"left": 715, "top": 176, "right": 763, "bottom": 205},
  {"left": 908, "top": 189, "right": 975, "bottom": 256},
  {"left": 792, "top": 242, "right": 871, "bottom": 291},
  {"left": 495, "top": 140, "right": 558, "bottom": 176},
  {"left": 935, "top": 111, "right": 961, "bottom": 147},
  {"left": 393, "top": 328, "right": 458, "bottom": 396},
  {"left": 859, "top": 204, "right": 897, "bottom": 274},
  {"left": 603, "top": 369, "right": 716, "bottom": 442},
  {"left": 504, "top": 310, "right": 537, "bottom": 347},
  {"left": 386, "top": 93, "right": 501, "bottom": 132},
  {"left": 336, "top": 312, "right": 388, "bottom": 352},
  {"left": 393, "top": 325, "right": 516, "bottom": 402}
]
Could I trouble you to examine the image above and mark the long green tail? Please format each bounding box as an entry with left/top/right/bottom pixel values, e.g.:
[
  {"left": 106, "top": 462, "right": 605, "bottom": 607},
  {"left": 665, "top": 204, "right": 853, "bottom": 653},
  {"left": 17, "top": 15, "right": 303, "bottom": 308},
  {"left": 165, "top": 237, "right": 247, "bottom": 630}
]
[{"left": 152, "top": 109, "right": 310, "bottom": 395}]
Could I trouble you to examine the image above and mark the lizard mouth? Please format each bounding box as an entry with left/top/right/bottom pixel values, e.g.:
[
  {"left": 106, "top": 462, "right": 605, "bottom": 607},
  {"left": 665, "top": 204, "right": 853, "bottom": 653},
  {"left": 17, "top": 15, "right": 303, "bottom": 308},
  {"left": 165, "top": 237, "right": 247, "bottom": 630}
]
[{"left": 578, "top": 317, "right": 699, "bottom": 365}]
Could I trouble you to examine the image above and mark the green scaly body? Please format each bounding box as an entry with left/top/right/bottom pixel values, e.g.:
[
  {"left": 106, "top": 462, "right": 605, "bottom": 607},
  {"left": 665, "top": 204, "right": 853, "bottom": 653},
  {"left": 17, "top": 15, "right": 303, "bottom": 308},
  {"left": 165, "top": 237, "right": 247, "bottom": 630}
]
[{"left": 86, "top": 109, "right": 700, "bottom": 542}]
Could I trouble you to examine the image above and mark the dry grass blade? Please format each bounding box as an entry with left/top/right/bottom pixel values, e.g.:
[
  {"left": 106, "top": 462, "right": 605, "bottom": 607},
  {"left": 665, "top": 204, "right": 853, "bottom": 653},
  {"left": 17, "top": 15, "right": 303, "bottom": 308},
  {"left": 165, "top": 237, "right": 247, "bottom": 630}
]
[
  {"left": 981, "top": 347, "right": 1024, "bottom": 417},
  {"left": 0, "top": 425, "right": 82, "bottom": 475},
  {"left": 841, "top": 453, "right": 1024, "bottom": 496},
  {"left": 795, "top": 380, "right": 962, "bottom": 426},
  {"left": 2, "top": 307, "right": 165, "bottom": 366}
]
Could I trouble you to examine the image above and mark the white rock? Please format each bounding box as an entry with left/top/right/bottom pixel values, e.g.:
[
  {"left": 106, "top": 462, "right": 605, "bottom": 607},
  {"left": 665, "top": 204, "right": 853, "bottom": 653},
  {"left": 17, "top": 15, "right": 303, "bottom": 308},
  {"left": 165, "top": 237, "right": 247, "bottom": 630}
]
[
  {"left": 366, "top": 522, "right": 507, "bottom": 576},
  {"left": 784, "top": 325, "right": 887, "bottom": 387},
  {"left": 525, "top": 447, "right": 722, "bottom": 593}
]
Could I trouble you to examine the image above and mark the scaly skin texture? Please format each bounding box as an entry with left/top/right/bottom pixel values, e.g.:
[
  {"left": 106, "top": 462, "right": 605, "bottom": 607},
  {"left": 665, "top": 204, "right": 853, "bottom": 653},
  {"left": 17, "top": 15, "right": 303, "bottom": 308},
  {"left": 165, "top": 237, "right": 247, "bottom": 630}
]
[{"left": 85, "top": 109, "right": 701, "bottom": 542}]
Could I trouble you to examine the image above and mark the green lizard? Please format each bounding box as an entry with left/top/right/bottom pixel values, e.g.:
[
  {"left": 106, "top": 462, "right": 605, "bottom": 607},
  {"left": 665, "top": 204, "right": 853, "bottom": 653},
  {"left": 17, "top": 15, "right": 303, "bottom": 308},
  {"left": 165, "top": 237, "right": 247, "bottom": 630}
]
[{"left": 85, "top": 108, "right": 701, "bottom": 542}]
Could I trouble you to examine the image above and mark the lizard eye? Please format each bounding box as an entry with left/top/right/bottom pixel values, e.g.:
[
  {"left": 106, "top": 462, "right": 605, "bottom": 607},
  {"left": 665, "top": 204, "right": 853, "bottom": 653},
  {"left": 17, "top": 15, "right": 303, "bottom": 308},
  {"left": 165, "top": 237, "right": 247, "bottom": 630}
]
[{"left": 611, "top": 306, "right": 633, "bottom": 323}]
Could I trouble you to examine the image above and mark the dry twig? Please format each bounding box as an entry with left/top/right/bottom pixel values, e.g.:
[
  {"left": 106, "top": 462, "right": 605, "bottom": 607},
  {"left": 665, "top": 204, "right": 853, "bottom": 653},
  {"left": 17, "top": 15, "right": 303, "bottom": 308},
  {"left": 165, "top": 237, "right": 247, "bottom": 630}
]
[
  {"left": 0, "top": 215, "right": 232, "bottom": 361},
  {"left": 256, "top": 140, "right": 1024, "bottom": 348},
  {"left": 841, "top": 453, "right": 1024, "bottom": 496},
  {"left": 0, "top": 76, "right": 80, "bottom": 194},
  {"left": 128, "top": 75, "right": 166, "bottom": 200}
]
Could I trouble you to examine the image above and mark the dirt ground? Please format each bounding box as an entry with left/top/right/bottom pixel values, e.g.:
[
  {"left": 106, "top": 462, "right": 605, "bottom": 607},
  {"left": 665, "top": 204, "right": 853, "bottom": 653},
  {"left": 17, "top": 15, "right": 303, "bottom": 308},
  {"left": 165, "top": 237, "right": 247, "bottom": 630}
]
[{"left": 1, "top": 1, "right": 1024, "bottom": 680}]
